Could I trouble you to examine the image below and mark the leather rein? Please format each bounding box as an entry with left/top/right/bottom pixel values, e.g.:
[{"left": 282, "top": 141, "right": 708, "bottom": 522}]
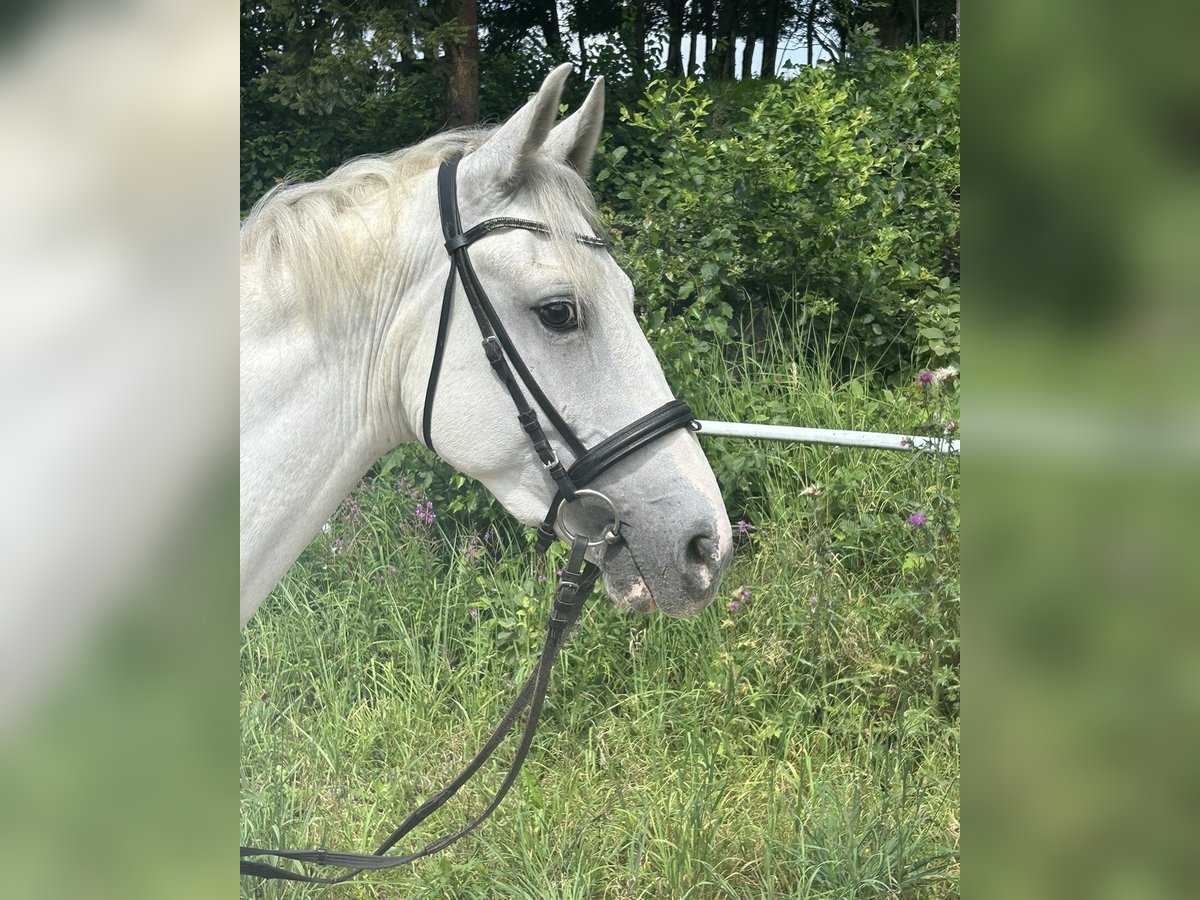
[{"left": 240, "top": 155, "right": 696, "bottom": 883}]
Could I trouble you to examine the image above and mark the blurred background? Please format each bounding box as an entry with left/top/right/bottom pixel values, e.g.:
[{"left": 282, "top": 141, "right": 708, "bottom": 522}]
[
  {"left": 0, "top": 1, "right": 238, "bottom": 896},
  {"left": 0, "top": 0, "right": 1196, "bottom": 896},
  {"left": 971, "top": 1, "right": 1200, "bottom": 897}
]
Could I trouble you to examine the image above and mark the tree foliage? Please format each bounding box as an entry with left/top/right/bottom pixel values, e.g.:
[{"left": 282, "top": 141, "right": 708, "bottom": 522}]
[
  {"left": 598, "top": 41, "right": 960, "bottom": 383},
  {"left": 242, "top": 1, "right": 961, "bottom": 209}
]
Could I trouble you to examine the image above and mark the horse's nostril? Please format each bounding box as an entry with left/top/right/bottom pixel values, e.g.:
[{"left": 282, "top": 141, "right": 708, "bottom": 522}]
[
  {"left": 676, "top": 520, "right": 731, "bottom": 604},
  {"left": 686, "top": 533, "right": 717, "bottom": 570}
]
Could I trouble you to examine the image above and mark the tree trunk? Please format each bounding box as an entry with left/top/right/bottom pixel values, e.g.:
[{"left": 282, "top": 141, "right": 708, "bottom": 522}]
[
  {"left": 445, "top": 0, "right": 478, "bottom": 126},
  {"left": 541, "top": 0, "right": 566, "bottom": 61},
  {"left": 839, "top": 1, "right": 847, "bottom": 59},
  {"left": 702, "top": 0, "right": 715, "bottom": 63},
  {"left": 621, "top": 2, "right": 647, "bottom": 86},
  {"left": 633, "top": 2, "right": 649, "bottom": 84},
  {"left": 710, "top": 0, "right": 737, "bottom": 80},
  {"left": 761, "top": 0, "right": 780, "bottom": 78},
  {"left": 577, "top": 29, "right": 589, "bottom": 82},
  {"left": 687, "top": 0, "right": 700, "bottom": 77},
  {"left": 666, "top": 0, "right": 686, "bottom": 77},
  {"left": 806, "top": 0, "right": 815, "bottom": 66},
  {"left": 816, "top": 30, "right": 840, "bottom": 61},
  {"left": 741, "top": 30, "right": 755, "bottom": 79},
  {"left": 836, "top": 0, "right": 914, "bottom": 51},
  {"left": 870, "top": 1, "right": 911, "bottom": 49},
  {"left": 724, "top": 0, "right": 738, "bottom": 79}
]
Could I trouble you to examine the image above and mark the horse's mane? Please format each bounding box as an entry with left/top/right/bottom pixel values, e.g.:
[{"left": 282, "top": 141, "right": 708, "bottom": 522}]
[{"left": 241, "top": 129, "right": 607, "bottom": 322}]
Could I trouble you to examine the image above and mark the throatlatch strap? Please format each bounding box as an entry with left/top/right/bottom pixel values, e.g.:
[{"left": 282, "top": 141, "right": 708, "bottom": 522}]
[{"left": 422, "top": 262, "right": 458, "bottom": 450}]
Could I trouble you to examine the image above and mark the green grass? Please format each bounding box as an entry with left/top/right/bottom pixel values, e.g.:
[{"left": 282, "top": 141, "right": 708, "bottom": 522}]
[{"left": 240, "top": 344, "right": 959, "bottom": 898}]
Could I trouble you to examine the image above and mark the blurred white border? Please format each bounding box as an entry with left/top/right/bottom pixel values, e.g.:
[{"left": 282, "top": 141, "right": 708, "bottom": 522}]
[{"left": 0, "top": 0, "right": 238, "bottom": 733}]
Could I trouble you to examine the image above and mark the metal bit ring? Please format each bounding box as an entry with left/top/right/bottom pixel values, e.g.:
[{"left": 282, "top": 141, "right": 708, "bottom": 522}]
[{"left": 554, "top": 489, "right": 621, "bottom": 548}]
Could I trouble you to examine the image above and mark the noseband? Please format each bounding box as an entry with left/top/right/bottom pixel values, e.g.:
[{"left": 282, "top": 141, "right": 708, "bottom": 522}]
[{"left": 241, "top": 154, "right": 696, "bottom": 884}]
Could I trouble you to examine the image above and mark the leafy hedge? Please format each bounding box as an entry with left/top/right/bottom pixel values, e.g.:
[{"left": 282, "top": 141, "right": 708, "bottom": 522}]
[{"left": 596, "top": 42, "right": 960, "bottom": 384}]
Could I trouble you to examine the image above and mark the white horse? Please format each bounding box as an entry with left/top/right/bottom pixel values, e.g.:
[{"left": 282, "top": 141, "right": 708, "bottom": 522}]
[{"left": 240, "top": 64, "right": 732, "bottom": 627}]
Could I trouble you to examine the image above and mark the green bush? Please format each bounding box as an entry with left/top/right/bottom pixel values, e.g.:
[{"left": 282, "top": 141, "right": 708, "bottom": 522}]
[{"left": 596, "top": 43, "right": 960, "bottom": 384}]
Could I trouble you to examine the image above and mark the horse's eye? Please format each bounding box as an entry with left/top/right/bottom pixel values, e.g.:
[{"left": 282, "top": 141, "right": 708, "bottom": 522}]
[{"left": 537, "top": 300, "right": 578, "bottom": 332}]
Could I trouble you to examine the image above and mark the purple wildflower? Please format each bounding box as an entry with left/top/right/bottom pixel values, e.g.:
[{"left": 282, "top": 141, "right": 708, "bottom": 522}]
[
  {"left": 728, "top": 600, "right": 741, "bottom": 613},
  {"left": 919, "top": 370, "right": 933, "bottom": 385},
  {"left": 463, "top": 534, "right": 482, "bottom": 563},
  {"left": 415, "top": 500, "right": 436, "bottom": 526},
  {"left": 331, "top": 537, "right": 342, "bottom": 553},
  {"left": 739, "top": 586, "right": 751, "bottom": 603},
  {"left": 736, "top": 519, "right": 755, "bottom": 536},
  {"left": 908, "top": 513, "right": 927, "bottom": 527}
]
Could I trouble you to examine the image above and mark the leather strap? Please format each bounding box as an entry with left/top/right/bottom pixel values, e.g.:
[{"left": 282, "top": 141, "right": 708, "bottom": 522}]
[
  {"left": 453, "top": 217, "right": 606, "bottom": 250},
  {"left": 421, "top": 262, "right": 458, "bottom": 449},
  {"left": 240, "top": 538, "right": 597, "bottom": 883},
  {"left": 423, "top": 157, "right": 598, "bottom": 461},
  {"left": 426, "top": 156, "right": 696, "bottom": 521}
]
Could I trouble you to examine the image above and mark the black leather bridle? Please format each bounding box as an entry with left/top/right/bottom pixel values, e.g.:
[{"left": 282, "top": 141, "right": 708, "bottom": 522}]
[
  {"left": 423, "top": 154, "right": 697, "bottom": 553},
  {"left": 240, "top": 154, "right": 697, "bottom": 883}
]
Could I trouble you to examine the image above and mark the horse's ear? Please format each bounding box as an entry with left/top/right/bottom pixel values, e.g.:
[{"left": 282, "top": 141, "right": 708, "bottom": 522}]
[
  {"left": 543, "top": 76, "right": 605, "bottom": 178},
  {"left": 463, "top": 63, "right": 573, "bottom": 191}
]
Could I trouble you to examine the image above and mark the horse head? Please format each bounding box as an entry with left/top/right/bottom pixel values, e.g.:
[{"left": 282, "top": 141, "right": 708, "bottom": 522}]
[
  {"left": 403, "top": 65, "right": 732, "bottom": 617},
  {"left": 241, "top": 65, "right": 731, "bottom": 623}
]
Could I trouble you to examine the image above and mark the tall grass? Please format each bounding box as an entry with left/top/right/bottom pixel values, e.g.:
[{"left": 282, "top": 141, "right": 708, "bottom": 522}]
[{"left": 240, "top": 336, "right": 959, "bottom": 898}]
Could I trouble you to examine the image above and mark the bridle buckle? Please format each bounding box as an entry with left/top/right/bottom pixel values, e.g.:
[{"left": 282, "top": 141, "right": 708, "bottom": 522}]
[{"left": 481, "top": 334, "right": 503, "bottom": 364}]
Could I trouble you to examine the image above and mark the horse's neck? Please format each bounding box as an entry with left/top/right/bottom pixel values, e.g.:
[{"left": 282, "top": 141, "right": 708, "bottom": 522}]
[{"left": 239, "top": 265, "right": 413, "bottom": 625}]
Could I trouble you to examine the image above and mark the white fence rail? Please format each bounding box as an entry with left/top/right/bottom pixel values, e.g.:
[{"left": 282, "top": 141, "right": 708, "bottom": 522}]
[{"left": 694, "top": 420, "right": 959, "bottom": 455}]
